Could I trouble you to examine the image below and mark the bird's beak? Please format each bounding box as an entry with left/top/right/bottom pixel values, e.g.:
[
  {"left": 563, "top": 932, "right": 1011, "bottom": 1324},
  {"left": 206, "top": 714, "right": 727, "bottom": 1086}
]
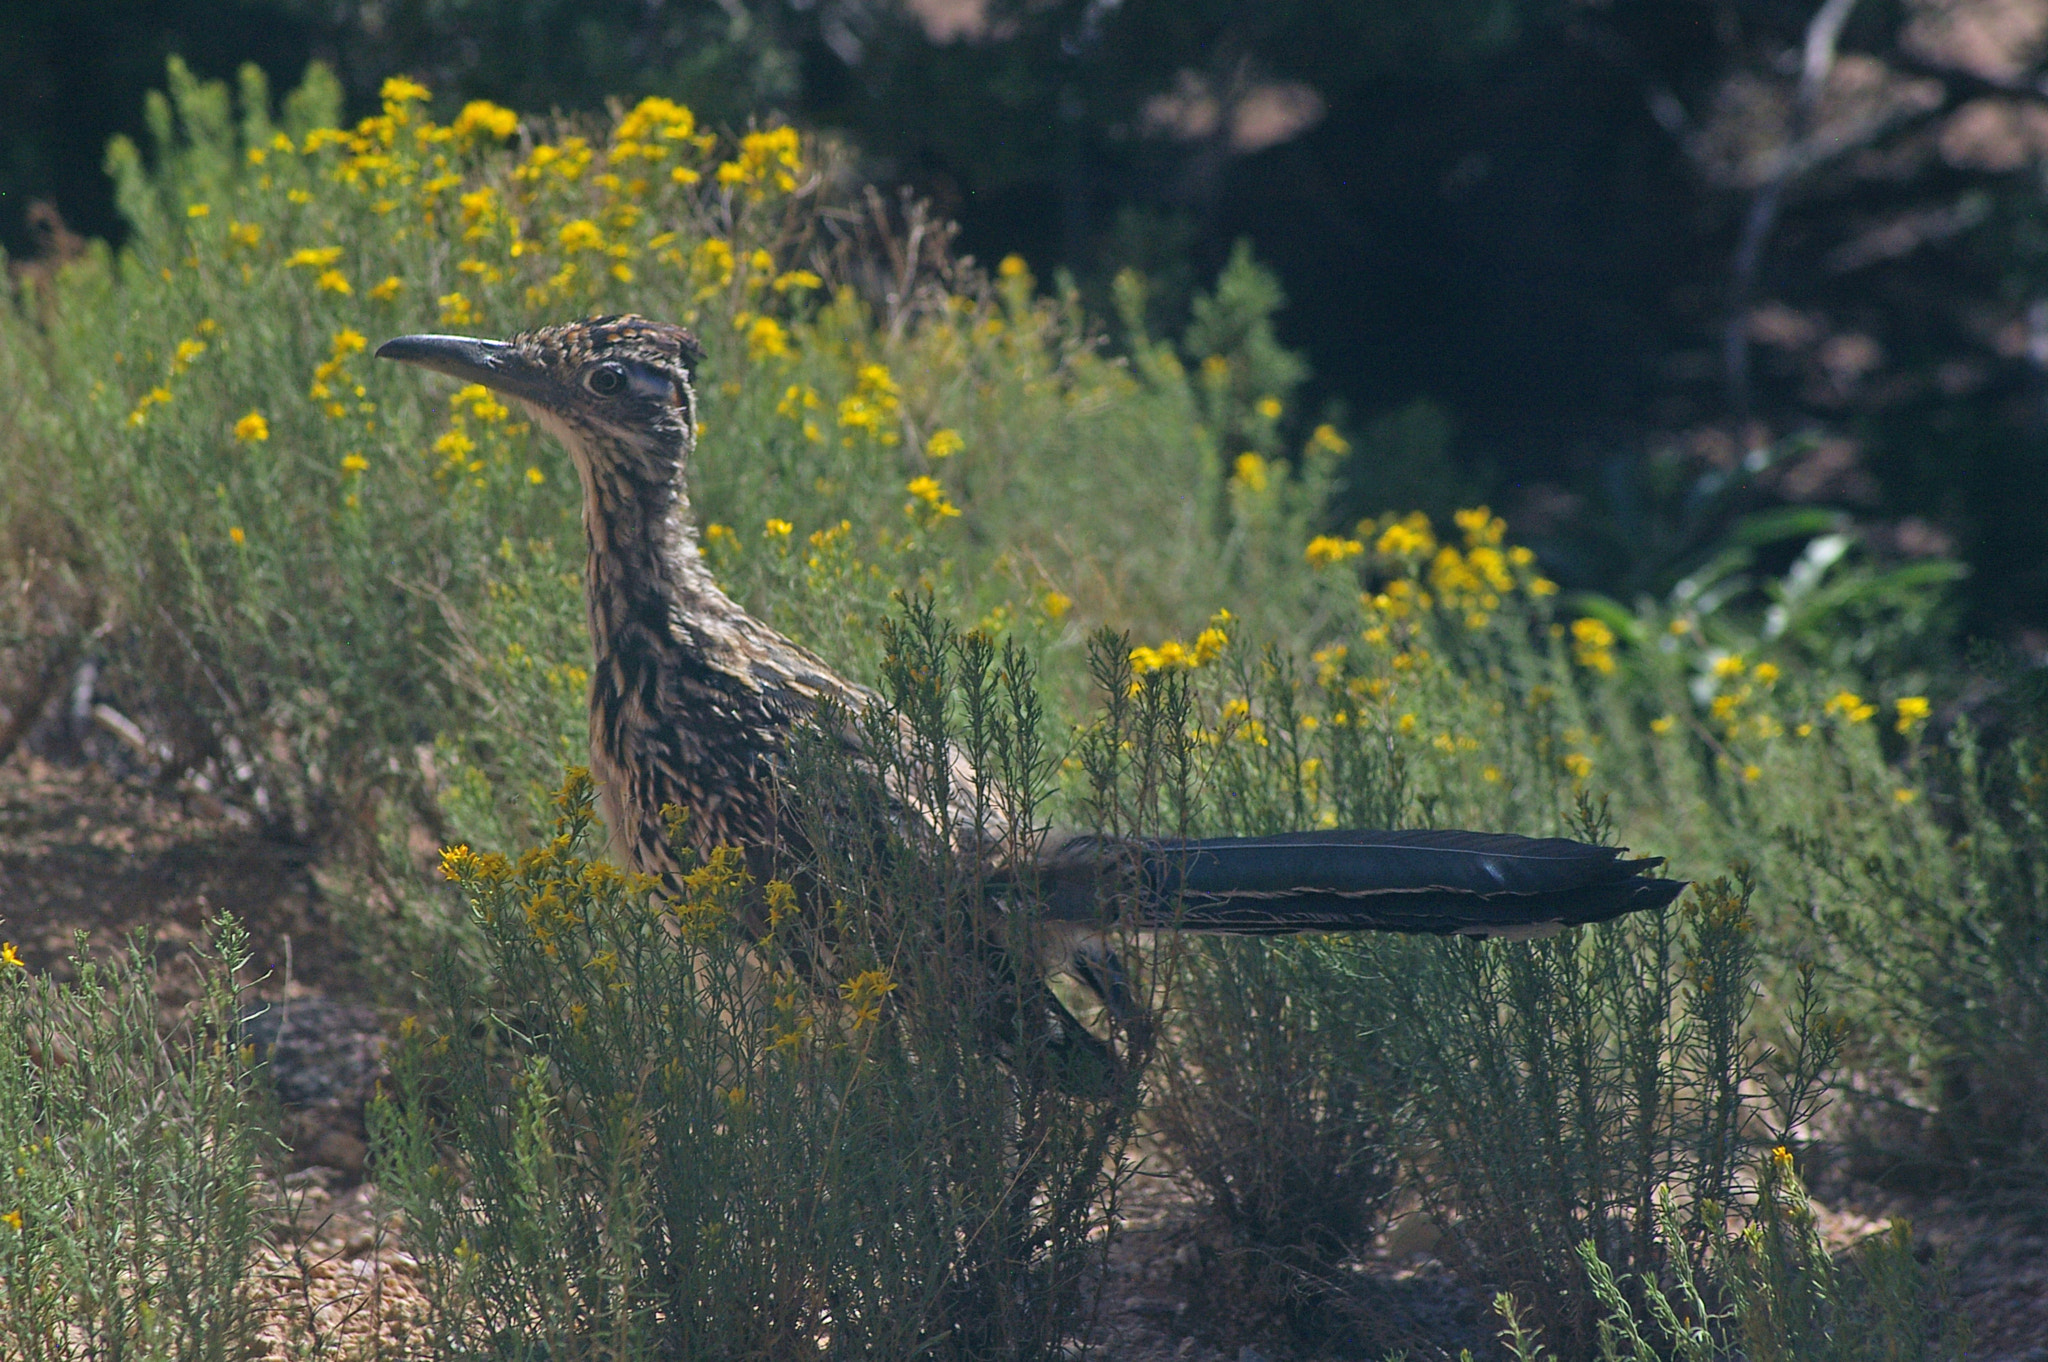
[{"left": 374, "top": 333, "right": 551, "bottom": 405}]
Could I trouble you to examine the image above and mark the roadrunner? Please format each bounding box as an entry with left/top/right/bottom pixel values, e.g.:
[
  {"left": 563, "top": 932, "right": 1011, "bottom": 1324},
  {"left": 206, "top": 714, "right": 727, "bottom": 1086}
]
[{"left": 378, "top": 316, "right": 1684, "bottom": 1056}]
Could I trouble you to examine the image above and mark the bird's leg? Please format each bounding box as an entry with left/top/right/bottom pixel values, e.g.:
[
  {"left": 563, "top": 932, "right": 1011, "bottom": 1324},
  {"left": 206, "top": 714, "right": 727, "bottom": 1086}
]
[
  {"left": 1060, "top": 938, "right": 1154, "bottom": 1078},
  {"left": 1069, "top": 940, "right": 1142, "bottom": 1031}
]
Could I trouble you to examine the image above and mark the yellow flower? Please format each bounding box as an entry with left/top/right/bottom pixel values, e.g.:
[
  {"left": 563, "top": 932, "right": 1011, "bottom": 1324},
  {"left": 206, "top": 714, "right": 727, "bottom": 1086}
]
[
  {"left": 1232, "top": 452, "right": 1270, "bottom": 493},
  {"left": 227, "top": 220, "right": 261, "bottom": 248},
  {"left": 998, "top": 254, "right": 1029, "bottom": 279},
  {"left": 716, "top": 126, "right": 803, "bottom": 193},
  {"left": 1895, "top": 695, "right": 1930, "bottom": 733},
  {"left": 1192, "top": 626, "right": 1229, "bottom": 665},
  {"left": 772, "top": 269, "right": 822, "bottom": 292},
  {"left": 1039, "top": 590, "right": 1071, "bottom": 620},
  {"left": 1305, "top": 535, "right": 1365, "bottom": 569},
  {"left": 368, "top": 275, "right": 403, "bottom": 301},
  {"left": 380, "top": 75, "right": 432, "bottom": 106},
  {"left": 1753, "top": 662, "right": 1781, "bottom": 685},
  {"left": 331, "top": 328, "right": 367, "bottom": 358},
  {"left": 125, "top": 384, "right": 172, "bottom": 426},
  {"left": 905, "top": 475, "right": 961, "bottom": 519},
  {"left": 452, "top": 384, "right": 509, "bottom": 423},
  {"left": 1570, "top": 617, "right": 1614, "bottom": 648},
  {"left": 744, "top": 315, "right": 790, "bottom": 361},
  {"left": 285, "top": 246, "right": 343, "bottom": 269},
  {"left": 692, "top": 237, "right": 735, "bottom": 290},
  {"left": 764, "top": 518, "right": 793, "bottom": 539},
  {"left": 527, "top": 467, "right": 546, "bottom": 485},
  {"left": 1742, "top": 764, "right": 1761, "bottom": 782},
  {"left": 615, "top": 95, "right": 697, "bottom": 144},
  {"left": 1712, "top": 654, "right": 1746, "bottom": 679},
  {"left": 1309, "top": 423, "right": 1350, "bottom": 456},
  {"left": 453, "top": 100, "right": 518, "bottom": 141},
  {"left": 1255, "top": 395, "right": 1282, "bottom": 420},
  {"left": 1894, "top": 787, "right": 1917, "bottom": 805},
  {"left": 233, "top": 411, "right": 269, "bottom": 443},
  {"left": 926, "top": 428, "right": 964, "bottom": 459},
  {"left": 670, "top": 165, "right": 701, "bottom": 185},
  {"left": 1825, "top": 690, "right": 1878, "bottom": 724},
  {"left": 439, "top": 291, "right": 477, "bottom": 325},
  {"left": 558, "top": 219, "right": 605, "bottom": 252},
  {"left": 857, "top": 363, "right": 900, "bottom": 405},
  {"left": 1563, "top": 752, "right": 1593, "bottom": 779},
  {"left": 1529, "top": 577, "right": 1559, "bottom": 596},
  {"left": 171, "top": 338, "right": 207, "bottom": 373},
  {"left": 229, "top": 526, "right": 246, "bottom": 546},
  {"left": 315, "top": 269, "right": 351, "bottom": 294},
  {"left": 186, "top": 203, "right": 210, "bottom": 218},
  {"left": 1570, "top": 617, "right": 1617, "bottom": 673},
  {"left": 1, "top": 942, "right": 21, "bottom": 969},
  {"left": 340, "top": 454, "right": 368, "bottom": 474},
  {"left": 1453, "top": 507, "right": 1505, "bottom": 546},
  {"left": 1650, "top": 715, "right": 1675, "bottom": 735},
  {"left": 1, "top": 1210, "right": 19, "bottom": 1231},
  {"left": 1375, "top": 513, "right": 1436, "bottom": 558},
  {"left": 838, "top": 968, "right": 898, "bottom": 1025},
  {"left": 1129, "top": 641, "right": 1191, "bottom": 675}
]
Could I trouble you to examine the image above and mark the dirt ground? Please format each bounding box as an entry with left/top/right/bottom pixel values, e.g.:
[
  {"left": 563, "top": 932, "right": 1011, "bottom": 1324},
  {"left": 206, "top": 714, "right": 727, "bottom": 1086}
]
[{"left": 4, "top": 751, "right": 2044, "bottom": 1360}]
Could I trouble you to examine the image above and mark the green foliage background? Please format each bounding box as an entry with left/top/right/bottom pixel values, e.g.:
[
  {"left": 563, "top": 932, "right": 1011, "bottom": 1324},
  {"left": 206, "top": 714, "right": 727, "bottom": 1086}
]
[
  {"left": 0, "top": 59, "right": 2038, "bottom": 1359},
  {"left": 7, "top": 1, "right": 2048, "bottom": 638}
]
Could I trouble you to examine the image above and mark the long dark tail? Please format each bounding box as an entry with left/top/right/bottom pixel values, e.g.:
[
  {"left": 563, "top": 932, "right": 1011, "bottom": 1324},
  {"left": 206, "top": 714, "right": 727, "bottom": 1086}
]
[{"left": 1028, "top": 829, "right": 1686, "bottom": 938}]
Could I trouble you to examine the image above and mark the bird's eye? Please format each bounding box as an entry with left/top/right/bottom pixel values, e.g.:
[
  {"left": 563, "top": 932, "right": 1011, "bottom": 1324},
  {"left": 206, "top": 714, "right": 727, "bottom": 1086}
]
[{"left": 585, "top": 363, "right": 628, "bottom": 397}]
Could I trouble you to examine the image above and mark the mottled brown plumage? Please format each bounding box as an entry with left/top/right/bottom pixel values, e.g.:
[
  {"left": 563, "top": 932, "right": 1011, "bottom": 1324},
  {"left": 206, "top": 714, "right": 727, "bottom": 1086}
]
[
  {"left": 381, "top": 317, "right": 873, "bottom": 899},
  {"left": 378, "top": 316, "right": 1686, "bottom": 1004}
]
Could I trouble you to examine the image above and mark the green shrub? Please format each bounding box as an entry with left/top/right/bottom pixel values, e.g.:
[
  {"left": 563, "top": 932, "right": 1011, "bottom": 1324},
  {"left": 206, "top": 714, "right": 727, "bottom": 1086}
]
[
  {"left": 1351, "top": 870, "right": 1828, "bottom": 1354},
  {"left": 372, "top": 610, "right": 1157, "bottom": 1361},
  {"left": 3, "top": 53, "right": 2033, "bottom": 1356},
  {"left": 1146, "top": 644, "right": 1406, "bottom": 1305},
  {"left": 1793, "top": 716, "right": 2048, "bottom": 1193},
  {"left": 1491, "top": 1151, "right": 1965, "bottom": 1362},
  {"left": 0, "top": 59, "right": 1350, "bottom": 865},
  {"left": 0, "top": 919, "right": 271, "bottom": 1361},
  {"left": 1139, "top": 524, "right": 1865, "bottom": 1350},
  {"left": 1150, "top": 933, "right": 1401, "bottom": 1308}
]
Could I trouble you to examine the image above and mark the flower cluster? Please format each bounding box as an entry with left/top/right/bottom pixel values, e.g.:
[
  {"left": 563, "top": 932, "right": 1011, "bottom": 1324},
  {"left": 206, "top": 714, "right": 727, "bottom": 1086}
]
[
  {"left": 1571, "top": 617, "right": 1616, "bottom": 674},
  {"left": 1351, "top": 509, "right": 1553, "bottom": 643},
  {"left": 905, "top": 475, "right": 961, "bottom": 523},
  {"left": 429, "top": 380, "right": 531, "bottom": 492},
  {"left": 838, "top": 363, "right": 902, "bottom": 444},
  {"left": 1129, "top": 611, "right": 1232, "bottom": 675}
]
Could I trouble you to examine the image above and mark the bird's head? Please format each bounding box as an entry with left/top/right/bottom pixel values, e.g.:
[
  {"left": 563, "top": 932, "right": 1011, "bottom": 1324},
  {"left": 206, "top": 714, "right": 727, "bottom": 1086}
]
[{"left": 376, "top": 315, "right": 704, "bottom": 487}]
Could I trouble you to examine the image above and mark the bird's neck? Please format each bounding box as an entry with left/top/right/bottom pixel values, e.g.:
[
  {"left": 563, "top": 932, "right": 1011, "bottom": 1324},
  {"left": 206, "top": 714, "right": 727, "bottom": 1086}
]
[
  {"left": 558, "top": 424, "right": 800, "bottom": 868},
  {"left": 567, "top": 438, "right": 747, "bottom": 666}
]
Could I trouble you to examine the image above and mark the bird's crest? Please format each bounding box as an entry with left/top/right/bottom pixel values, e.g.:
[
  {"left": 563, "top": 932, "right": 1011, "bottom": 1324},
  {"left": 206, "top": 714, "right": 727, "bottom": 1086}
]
[{"left": 515, "top": 314, "right": 705, "bottom": 376}]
